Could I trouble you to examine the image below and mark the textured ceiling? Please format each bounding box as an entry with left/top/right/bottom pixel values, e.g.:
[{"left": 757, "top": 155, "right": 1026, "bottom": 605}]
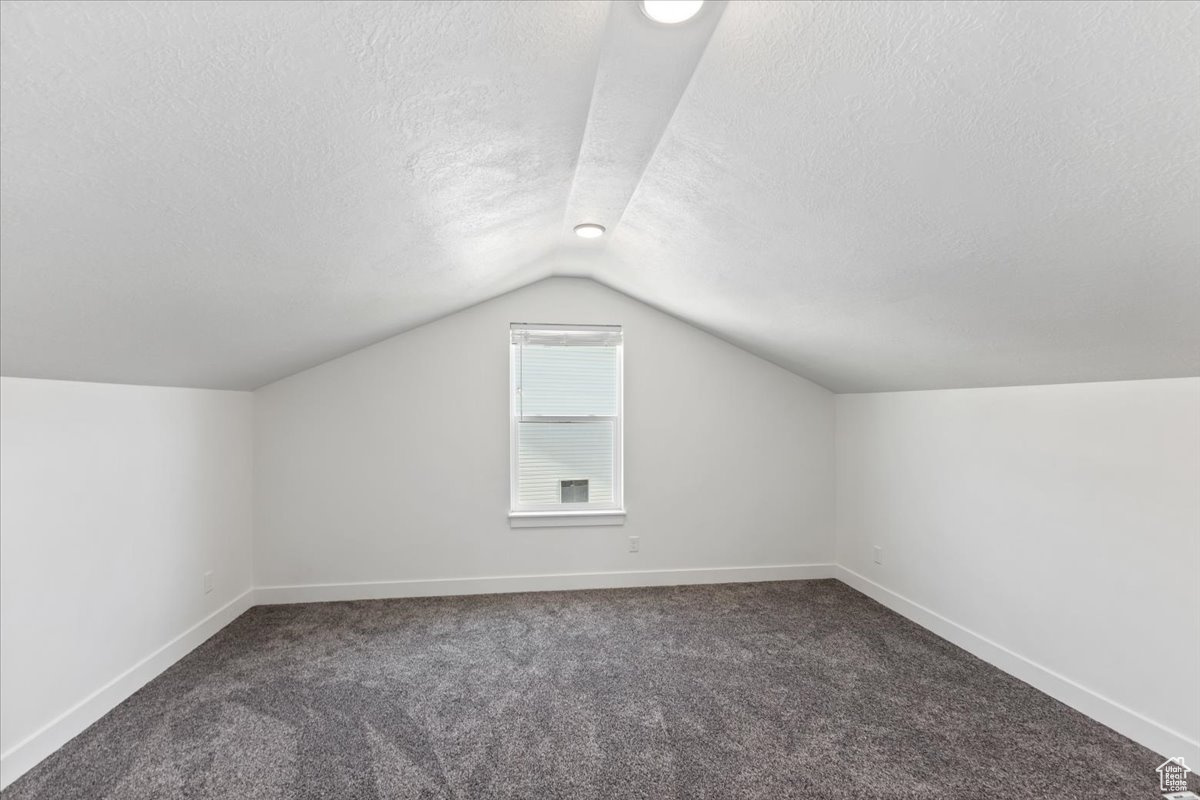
[{"left": 2, "top": 0, "right": 1198, "bottom": 392}]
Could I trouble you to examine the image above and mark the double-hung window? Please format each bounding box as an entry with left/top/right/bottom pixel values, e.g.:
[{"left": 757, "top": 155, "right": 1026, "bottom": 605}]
[{"left": 509, "top": 323, "right": 624, "bottom": 526}]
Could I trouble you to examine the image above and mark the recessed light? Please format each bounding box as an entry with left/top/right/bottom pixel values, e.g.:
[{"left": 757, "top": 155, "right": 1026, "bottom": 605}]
[
  {"left": 573, "top": 223, "right": 606, "bottom": 239},
  {"left": 641, "top": 0, "right": 704, "bottom": 24}
]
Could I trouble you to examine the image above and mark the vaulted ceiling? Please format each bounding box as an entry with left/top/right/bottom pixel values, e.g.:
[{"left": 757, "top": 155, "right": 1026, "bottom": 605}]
[{"left": 2, "top": 0, "right": 1198, "bottom": 392}]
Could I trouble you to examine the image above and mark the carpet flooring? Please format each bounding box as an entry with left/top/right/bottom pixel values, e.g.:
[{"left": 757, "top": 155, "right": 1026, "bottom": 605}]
[{"left": 3, "top": 580, "right": 1189, "bottom": 799}]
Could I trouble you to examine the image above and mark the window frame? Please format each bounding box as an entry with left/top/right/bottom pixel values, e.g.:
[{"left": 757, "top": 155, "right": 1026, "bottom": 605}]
[{"left": 508, "top": 323, "right": 625, "bottom": 527}]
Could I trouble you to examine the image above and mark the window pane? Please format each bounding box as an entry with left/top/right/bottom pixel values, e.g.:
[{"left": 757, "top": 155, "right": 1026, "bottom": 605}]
[
  {"left": 517, "top": 420, "right": 614, "bottom": 506},
  {"left": 517, "top": 344, "right": 617, "bottom": 417}
]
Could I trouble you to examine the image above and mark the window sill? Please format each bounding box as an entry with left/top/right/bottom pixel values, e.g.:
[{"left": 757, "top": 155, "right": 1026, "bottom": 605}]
[{"left": 508, "top": 509, "right": 626, "bottom": 528}]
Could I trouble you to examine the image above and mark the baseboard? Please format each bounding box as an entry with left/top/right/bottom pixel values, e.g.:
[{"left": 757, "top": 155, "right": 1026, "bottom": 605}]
[
  {"left": 834, "top": 566, "right": 1200, "bottom": 765},
  {"left": 254, "top": 563, "right": 835, "bottom": 605},
  {"left": 0, "top": 588, "right": 256, "bottom": 790},
  {"left": 8, "top": 566, "right": 1188, "bottom": 788},
  {"left": 0, "top": 566, "right": 830, "bottom": 788}
]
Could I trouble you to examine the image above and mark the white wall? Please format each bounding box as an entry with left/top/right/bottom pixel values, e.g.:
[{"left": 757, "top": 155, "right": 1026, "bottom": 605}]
[
  {"left": 836, "top": 378, "right": 1200, "bottom": 761},
  {"left": 253, "top": 278, "right": 836, "bottom": 594},
  {"left": 8, "top": 282, "right": 1190, "bottom": 782},
  {"left": 0, "top": 377, "right": 254, "bottom": 784}
]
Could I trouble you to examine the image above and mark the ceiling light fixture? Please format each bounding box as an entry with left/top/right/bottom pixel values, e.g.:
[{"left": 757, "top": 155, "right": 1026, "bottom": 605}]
[
  {"left": 641, "top": 0, "right": 704, "bottom": 24},
  {"left": 573, "top": 223, "right": 606, "bottom": 239}
]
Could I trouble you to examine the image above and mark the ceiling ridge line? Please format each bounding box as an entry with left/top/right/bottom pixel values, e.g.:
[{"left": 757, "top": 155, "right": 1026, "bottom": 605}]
[
  {"left": 611, "top": 0, "right": 729, "bottom": 232},
  {"left": 558, "top": 3, "right": 620, "bottom": 237}
]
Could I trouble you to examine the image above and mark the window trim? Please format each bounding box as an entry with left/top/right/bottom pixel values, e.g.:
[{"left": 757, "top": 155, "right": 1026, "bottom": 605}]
[
  {"left": 507, "top": 509, "right": 627, "bottom": 528},
  {"left": 508, "top": 323, "right": 624, "bottom": 526}
]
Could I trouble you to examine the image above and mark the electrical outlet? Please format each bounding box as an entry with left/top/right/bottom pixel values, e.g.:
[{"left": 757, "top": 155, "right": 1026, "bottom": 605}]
[
  {"left": 873, "top": 546, "right": 883, "bottom": 565},
  {"left": 203, "top": 571, "right": 214, "bottom": 594},
  {"left": 628, "top": 536, "right": 640, "bottom": 553}
]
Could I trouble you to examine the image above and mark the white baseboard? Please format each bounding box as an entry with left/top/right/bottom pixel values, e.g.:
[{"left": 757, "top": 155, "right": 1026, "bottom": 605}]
[
  {"left": 0, "top": 589, "right": 256, "bottom": 790},
  {"left": 254, "top": 563, "right": 835, "bottom": 605},
  {"left": 834, "top": 566, "right": 1200, "bottom": 765},
  {"left": 1, "top": 566, "right": 829, "bottom": 788},
  {"left": 13, "top": 565, "right": 1186, "bottom": 791}
]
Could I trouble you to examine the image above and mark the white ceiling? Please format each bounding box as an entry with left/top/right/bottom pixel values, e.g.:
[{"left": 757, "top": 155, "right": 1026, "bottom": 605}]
[{"left": 2, "top": 0, "right": 1198, "bottom": 392}]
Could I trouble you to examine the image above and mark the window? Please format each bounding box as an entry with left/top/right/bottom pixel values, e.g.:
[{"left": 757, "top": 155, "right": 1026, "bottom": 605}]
[{"left": 509, "top": 323, "right": 624, "bottom": 526}]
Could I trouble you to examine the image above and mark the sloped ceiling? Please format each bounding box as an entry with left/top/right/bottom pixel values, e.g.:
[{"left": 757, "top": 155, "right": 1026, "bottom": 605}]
[{"left": 2, "top": 0, "right": 1198, "bottom": 392}]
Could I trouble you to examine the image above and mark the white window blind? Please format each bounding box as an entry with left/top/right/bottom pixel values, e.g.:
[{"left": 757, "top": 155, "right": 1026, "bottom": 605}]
[{"left": 510, "top": 324, "right": 623, "bottom": 514}]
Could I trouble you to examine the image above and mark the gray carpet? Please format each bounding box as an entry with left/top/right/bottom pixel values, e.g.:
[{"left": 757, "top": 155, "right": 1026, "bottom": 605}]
[{"left": 3, "top": 580, "right": 1189, "bottom": 799}]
